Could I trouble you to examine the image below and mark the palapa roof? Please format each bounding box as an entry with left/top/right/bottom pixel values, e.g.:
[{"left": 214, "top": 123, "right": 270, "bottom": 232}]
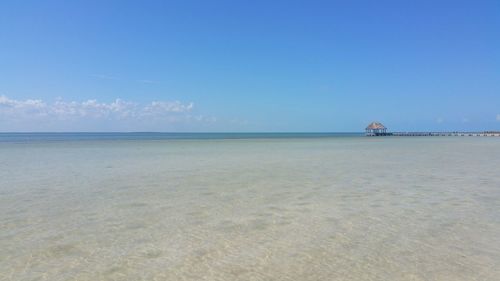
[{"left": 366, "top": 122, "right": 386, "bottom": 130}]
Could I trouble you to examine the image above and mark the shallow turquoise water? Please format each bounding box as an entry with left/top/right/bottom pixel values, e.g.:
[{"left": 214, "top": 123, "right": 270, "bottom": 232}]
[{"left": 1, "top": 135, "right": 499, "bottom": 280}]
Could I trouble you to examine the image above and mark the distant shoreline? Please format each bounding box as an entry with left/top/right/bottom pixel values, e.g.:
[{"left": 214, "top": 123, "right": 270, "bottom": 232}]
[
  {"left": 1, "top": 132, "right": 499, "bottom": 143},
  {"left": 0, "top": 132, "right": 363, "bottom": 143}
]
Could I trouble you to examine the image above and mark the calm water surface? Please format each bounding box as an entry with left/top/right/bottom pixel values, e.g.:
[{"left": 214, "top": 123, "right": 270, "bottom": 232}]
[{"left": 1, "top": 134, "right": 499, "bottom": 280}]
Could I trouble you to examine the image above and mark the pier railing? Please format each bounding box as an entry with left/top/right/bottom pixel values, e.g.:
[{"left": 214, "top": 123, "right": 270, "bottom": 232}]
[{"left": 367, "top": 132, "right": 500, "bottom": 137}]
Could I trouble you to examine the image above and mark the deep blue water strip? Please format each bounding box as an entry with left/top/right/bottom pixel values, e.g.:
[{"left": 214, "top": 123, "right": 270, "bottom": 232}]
[{"left": 0, "top": 132, "right": 364, "bottom": 143}]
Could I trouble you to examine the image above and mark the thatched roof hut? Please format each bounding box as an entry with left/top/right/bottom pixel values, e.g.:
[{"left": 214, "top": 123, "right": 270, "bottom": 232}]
[
  {"left": 366, "top": 122, "right": 386, "bottom": 130},
  {"left": 365, "top": 122, "right": 387, "bottom": 135}
]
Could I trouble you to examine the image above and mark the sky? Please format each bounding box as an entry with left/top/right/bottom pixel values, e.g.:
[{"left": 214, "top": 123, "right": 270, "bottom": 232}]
[{"left": 0, "top": 0, "right": 499, "bottom": 132}]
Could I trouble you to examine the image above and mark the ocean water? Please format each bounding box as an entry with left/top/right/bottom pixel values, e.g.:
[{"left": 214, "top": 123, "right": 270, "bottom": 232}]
[{"left": 1, "top": 133, "right": 499, "bottom": 281}]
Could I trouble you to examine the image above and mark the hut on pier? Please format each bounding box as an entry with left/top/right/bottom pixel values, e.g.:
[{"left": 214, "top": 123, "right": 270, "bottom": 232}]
[{"left": 365, "top": 122, "right": 387, "bottom": 136}]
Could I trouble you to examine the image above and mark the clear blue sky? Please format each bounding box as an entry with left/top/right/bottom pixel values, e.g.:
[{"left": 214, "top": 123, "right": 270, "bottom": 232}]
[{"left": 1, "top": 0, "right": 499, "bottom": 132}]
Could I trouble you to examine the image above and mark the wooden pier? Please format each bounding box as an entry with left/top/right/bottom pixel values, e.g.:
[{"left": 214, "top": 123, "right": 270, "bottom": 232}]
[
  {"left": 365, "top": 122, "right": 500, "bottom": 137},
  {"left": 380, "top": 132, "right": 500, "bottom": 137}
]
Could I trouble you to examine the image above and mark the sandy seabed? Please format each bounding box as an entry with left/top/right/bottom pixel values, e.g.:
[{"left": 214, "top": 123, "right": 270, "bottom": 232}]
[{"left": 1, "top": 136, "right": 499, "bottom": 280}]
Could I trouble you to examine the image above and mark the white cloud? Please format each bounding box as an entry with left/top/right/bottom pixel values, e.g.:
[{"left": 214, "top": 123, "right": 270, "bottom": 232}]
[
  {"left": 0, "top": 95, "right": 212, "bottom": 130},
  {"left": 50, "top": 98, "right": 137, "bottom": 119},
  {"left": 0, "top": 95, "right": 48, "bottom": 117},
  {"left": 144, "top": 101, "right": 194, "bottom": 115},
  {"left": 436, "top": 117, "right": 444, "bottom": 124},
  {"left": 497, "top": 114, "right": 500, "bottom": 122}
]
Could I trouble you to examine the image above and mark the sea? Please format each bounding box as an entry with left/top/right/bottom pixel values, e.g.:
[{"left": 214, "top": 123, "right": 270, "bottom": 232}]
[{"left": 1, "top": 133, "right": 499, "bottom": 280}]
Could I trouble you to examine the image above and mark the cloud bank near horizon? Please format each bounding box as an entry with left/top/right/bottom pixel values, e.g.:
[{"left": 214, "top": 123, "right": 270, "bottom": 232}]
[{"left": 0, "top": 95, "right": 215, "bottom": 131}]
